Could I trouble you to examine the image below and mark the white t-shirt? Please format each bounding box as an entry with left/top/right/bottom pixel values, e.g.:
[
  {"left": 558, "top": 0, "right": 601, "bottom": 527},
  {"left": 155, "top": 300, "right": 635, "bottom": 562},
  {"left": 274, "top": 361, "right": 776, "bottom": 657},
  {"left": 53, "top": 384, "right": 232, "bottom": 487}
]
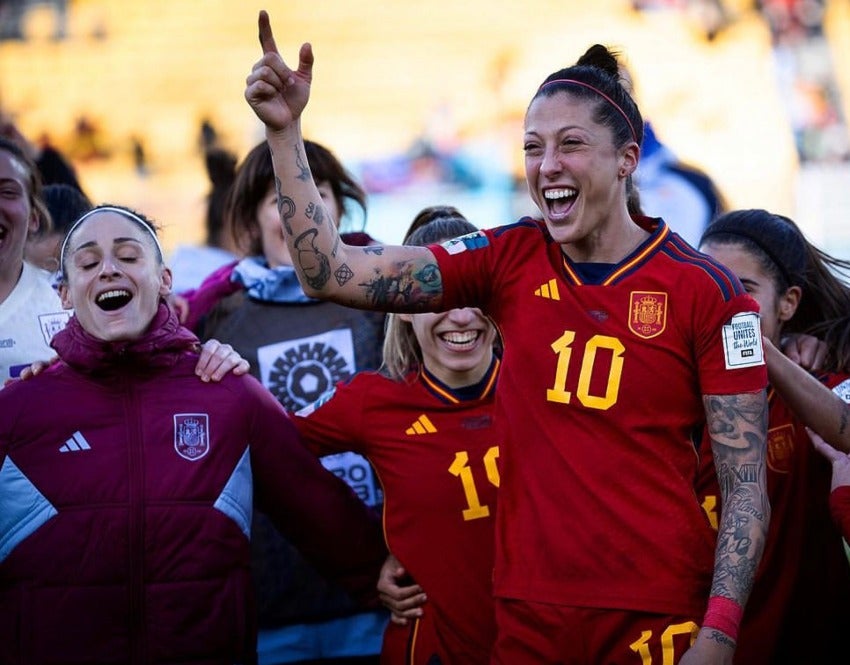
[{"left": 0, "top": 261, "right": 71, "bottom": 385}]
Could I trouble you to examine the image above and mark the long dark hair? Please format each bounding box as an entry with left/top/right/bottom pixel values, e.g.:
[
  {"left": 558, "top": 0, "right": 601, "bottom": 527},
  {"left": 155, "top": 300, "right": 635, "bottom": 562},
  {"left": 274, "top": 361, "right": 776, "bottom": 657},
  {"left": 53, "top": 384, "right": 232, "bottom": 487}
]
[{"left": 701, "top": 209, "right": 850, "bottom": 372}]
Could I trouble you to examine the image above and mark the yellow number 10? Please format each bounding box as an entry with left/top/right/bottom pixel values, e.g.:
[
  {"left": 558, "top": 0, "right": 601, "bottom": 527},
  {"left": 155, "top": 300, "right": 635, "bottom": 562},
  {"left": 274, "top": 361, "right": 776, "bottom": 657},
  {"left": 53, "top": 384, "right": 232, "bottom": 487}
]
[
  {"left": 448, "top": 446, "right": 500, "bottom": 521},
  {"left": 546, "top": 331, "right": 625, "bottom": 411}
]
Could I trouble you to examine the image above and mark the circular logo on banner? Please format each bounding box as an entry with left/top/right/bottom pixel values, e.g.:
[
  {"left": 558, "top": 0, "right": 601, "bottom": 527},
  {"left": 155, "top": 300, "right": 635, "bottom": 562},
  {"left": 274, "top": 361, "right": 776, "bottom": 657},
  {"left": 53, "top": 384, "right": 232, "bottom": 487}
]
[{"left": 268, "top": 341, "right": 352, "bottom": 411}]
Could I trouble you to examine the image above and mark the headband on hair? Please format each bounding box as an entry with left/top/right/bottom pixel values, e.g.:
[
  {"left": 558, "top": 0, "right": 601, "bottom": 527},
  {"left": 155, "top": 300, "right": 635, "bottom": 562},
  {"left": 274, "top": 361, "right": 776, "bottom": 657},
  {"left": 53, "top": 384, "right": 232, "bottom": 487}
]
[
  {"left": 59, "top": 206, "right": 164, "bottom": 275},
  {"left": 701, "top": 226, "right": 799, "bottom": 288},
  {"left": 539, "top": 79, "right": 638, "bottom": 144}
]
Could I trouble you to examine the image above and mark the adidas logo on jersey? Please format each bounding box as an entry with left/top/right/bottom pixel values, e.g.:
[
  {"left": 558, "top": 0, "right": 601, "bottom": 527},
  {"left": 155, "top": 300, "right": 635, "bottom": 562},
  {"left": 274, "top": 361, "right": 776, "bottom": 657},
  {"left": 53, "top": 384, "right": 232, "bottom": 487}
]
[
  {"left": 60, "top": 431, "right": 91, "bottom": 453},
  {"left": 406, "top": 414, "right": 437, "bottom": 435},
  {"left": 534, "top": 279, "right": 560, "bottom": 300}
]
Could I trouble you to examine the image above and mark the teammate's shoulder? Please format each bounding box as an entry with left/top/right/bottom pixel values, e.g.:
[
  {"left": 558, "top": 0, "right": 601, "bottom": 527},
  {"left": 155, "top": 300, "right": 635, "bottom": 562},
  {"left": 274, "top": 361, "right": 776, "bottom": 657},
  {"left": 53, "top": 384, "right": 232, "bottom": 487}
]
[
  {"left": 660, "top": 232, "right": 746, "bottom": 301},
  {"left": 491, "top": 216, "right": 546, "bottom": 239}
]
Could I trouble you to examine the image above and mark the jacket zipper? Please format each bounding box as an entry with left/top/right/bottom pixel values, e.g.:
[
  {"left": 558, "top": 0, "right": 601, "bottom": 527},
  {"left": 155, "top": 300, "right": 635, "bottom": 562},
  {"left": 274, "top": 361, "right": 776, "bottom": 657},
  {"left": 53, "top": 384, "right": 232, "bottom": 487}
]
[{"left": 126, "top": 379, "right": 147, "bottom": 664}]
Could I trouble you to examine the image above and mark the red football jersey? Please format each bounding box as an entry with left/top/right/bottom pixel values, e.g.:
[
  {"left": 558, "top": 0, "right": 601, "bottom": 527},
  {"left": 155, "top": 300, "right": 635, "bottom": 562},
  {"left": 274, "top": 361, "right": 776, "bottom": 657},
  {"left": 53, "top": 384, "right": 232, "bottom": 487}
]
[
  {"left": 431, "top": 217, "right": 767, "bottom": 616},
  {"left": 294, "top": 360, "right": 501, "bottom": 665},
  {"left": 697, "top": 374, "right": 850, "bottom": 664}
]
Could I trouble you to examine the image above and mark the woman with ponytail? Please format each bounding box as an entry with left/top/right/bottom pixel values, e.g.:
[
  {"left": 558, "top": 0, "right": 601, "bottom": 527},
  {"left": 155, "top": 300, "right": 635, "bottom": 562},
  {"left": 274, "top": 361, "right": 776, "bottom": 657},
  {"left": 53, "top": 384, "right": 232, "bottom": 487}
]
[{"left": 246, "top": 13, "right": 771, "bottom": 663}]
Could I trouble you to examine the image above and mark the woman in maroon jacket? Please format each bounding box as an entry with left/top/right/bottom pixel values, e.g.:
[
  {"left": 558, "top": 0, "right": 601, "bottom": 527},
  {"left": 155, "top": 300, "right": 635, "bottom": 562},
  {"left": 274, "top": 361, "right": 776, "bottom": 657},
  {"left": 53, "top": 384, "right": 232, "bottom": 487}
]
[{"left": 0, "top": 204, "right": 386, "bottom": 665}]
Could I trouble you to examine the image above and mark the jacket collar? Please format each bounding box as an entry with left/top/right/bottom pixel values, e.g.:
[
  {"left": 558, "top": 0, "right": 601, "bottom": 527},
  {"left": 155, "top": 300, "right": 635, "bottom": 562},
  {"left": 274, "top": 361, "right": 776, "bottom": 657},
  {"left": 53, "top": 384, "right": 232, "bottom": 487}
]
[{"left": 51, "top": 301, "right": 199, "bottom": 375}]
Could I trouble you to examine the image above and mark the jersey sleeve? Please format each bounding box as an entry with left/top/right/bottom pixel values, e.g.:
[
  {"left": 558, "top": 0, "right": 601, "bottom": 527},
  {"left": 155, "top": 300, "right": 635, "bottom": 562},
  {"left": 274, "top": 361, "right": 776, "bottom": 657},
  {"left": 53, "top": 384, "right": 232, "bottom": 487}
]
[
  {"left": 292, "top": 375, "right": 370, "bottom": 457},
  {"left": 429, "top": 227, "right": 503, "bottom": 312},
  {"left": 693, "top": 289, "right": 767, "bottom": 396},
  {"left": 431, "top": 218, "right": 597, "bottom": 316},
  {"left": 242, "top": 375, "right": 386, "bottom": 605}
]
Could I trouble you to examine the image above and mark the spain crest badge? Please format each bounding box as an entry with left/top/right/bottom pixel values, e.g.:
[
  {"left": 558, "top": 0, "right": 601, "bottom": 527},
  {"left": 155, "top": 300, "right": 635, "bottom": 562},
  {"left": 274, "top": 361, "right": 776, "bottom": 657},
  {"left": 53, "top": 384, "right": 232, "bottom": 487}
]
[
  {"left": 174, "top": 414, "right": 210, "bottom": 461},
  {"left": 628, "top": 291, "right": 667, "bottom": 339}
]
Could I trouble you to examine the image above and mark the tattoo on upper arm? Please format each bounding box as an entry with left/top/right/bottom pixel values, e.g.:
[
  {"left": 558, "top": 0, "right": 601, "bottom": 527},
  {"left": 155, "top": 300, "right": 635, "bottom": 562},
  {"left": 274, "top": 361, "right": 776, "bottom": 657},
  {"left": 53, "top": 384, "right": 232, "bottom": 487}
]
[
  {"left": 706, "top": 393, "right": 766, "bottom": 448},
  {"left": 294, "top": 228, "right": 331, "bottom": 290},
  {"left": 295, "top": 145, "right": 310, "bottom": 182}
]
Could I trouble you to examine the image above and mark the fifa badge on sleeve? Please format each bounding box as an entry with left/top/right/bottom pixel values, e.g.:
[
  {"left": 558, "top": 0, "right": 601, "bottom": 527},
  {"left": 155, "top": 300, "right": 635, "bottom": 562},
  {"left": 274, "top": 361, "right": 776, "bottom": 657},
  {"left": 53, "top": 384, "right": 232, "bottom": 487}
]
[{"left": 722, "top": 312, "right": 764, "bottom": 369}]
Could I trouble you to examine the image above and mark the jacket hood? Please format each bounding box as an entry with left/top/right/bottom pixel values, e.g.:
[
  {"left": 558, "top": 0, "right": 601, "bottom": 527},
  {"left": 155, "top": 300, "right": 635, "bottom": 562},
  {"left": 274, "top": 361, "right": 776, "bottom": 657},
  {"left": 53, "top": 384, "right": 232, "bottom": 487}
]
[{"left": 51, "top": 301, "right": 199, "bottom": 375}]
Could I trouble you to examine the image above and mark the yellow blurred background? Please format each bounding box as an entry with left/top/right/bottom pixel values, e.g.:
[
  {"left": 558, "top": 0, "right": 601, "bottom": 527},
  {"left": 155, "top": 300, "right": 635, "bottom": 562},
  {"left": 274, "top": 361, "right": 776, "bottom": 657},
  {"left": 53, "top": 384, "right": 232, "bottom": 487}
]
[{"left": 1, "top": 0, "right": 849, "bottom": 257}]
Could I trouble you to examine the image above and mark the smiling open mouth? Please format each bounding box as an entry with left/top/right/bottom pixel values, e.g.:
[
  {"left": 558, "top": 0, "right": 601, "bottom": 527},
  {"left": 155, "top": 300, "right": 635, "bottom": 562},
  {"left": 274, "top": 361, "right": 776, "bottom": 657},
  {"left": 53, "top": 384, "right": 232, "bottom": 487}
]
[
  {"left": 544, "top": 187, "right": 577, "bottom": 215},
  {"left": 440, "top": 330, "right": 481, "bottom": 350},
  {"left": 96, "top": 289, "right": 132, "bottom": 311}
]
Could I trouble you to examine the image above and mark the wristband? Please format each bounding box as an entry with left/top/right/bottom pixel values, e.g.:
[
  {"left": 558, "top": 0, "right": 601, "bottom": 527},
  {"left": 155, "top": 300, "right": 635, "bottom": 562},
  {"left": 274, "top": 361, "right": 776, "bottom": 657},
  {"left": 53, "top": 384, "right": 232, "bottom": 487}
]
[{"left": 701, "top": 596, "right": 743, "bottom": 641}]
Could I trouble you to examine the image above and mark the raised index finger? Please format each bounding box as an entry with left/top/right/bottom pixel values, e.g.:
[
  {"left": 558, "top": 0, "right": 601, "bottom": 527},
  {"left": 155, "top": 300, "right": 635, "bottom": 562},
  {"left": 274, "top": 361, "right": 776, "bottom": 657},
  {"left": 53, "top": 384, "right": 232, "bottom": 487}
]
[{"left": 258, "top": 10, "right": 278, "bottom": 55}]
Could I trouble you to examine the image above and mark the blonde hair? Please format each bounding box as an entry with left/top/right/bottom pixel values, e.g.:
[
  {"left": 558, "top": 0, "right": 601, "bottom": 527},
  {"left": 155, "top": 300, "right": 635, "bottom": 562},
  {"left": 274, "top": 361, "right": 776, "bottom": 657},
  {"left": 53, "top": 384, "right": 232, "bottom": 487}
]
[{"left": 381, "top": 206, "right": 477, "bottom": 381}]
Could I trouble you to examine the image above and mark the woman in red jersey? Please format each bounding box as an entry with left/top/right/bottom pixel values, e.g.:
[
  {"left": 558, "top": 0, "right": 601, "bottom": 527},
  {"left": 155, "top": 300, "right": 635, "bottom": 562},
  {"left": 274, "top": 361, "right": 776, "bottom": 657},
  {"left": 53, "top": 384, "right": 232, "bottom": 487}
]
[
  {"left": 697, "top": 209, "right": 850, "bottom": 665},
  {"left": 294, "top": 207, "right": 500, "bottom": 665},
  {"left": 244, "top": 12, "right": 770, "bottom": 664}
]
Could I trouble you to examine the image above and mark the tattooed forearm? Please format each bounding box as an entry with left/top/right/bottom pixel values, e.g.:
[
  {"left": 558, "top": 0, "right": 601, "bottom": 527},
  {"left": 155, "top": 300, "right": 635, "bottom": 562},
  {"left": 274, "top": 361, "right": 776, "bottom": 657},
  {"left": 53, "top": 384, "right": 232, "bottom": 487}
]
[
  {"left": 275, "top": 182, "right": 296, "bottom": 236},
  {"left": 294, "top": 144, "right": 310, "bottom": 182},
  {"left": 705, "top": 391, "right": 770, "bottom": 606},
  {"left": 715, "top": 462, "right": 764, "bottom": 500},
  {"left": 305, "top": 201, "right": 325, "bottom": 226},
  {"left": 362, "top": 246, "right": 384, "bottom": 255},
  {"left": 294, "top": 228, "right": 331, "bottom": 290},
  {"left": 334, "top": 263, "right": 353, "bottom": 287},
  {"left": 711, "top": 481, "right": 765, "bottom": 600},
  {"left": 359, "top": 259, "right": 443, "bottom": 310},
  {"left": 704, "top": 630, "right": 736, "bottom": 649}
]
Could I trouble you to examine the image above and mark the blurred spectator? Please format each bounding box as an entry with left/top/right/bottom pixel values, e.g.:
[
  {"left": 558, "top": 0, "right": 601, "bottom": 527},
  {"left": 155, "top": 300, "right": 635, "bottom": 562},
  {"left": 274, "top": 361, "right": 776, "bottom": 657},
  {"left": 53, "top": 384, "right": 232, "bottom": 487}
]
[
  {"left": 619, "top": 63, "right": 727, "bottom": 246},
  {"left": 1, "top": 113, "right": 86, "bottom": 195},
  {"left": 0, "top": 0, "right": 69, "bottom": 41},
  {"left": 757, "top": 0, "right": 850, "bottom": 162},
  {"left": 168, "top": 146, "right": 239, "bottom": 293},
  {"left": 635, "top": 120, "right": 728, "bottom": 246},
  {"left": 25, "top": 183, "right": 92, "bottom": 277}
]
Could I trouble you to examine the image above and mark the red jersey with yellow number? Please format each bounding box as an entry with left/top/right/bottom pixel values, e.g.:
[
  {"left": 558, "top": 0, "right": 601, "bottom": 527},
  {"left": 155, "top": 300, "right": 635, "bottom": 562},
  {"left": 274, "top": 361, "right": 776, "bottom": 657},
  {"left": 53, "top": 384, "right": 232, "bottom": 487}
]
[
  {"left": 431, "top": 216, "right": 767, "bottom": 616},
  {"left": 293, "top": 360, "right": 501, "bottom": 665},
  {"left": 696, "top": 374, "right": 850, "bottom": 664}
]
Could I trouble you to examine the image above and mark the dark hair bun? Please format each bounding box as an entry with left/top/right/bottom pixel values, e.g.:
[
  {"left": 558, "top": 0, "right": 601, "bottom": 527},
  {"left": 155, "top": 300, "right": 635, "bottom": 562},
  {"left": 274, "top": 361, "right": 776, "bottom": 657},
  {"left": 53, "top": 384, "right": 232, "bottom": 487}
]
[{"left": 576, "top": 44, "right": 620, "bottom": 78}]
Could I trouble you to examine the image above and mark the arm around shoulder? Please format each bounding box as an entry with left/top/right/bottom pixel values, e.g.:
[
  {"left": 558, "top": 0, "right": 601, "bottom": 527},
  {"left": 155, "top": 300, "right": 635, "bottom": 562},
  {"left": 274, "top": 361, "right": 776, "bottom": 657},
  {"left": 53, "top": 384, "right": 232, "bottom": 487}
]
[{"left": 246, "top": 379, "right": 386, "bottom": 604}]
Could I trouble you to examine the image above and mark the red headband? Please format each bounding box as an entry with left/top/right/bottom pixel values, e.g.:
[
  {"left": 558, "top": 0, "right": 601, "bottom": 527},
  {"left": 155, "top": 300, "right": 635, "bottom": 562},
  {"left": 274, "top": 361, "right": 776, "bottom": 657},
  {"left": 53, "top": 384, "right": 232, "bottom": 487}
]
[{"left": 539, "top": 78, "right": 638, "bottom": 144}]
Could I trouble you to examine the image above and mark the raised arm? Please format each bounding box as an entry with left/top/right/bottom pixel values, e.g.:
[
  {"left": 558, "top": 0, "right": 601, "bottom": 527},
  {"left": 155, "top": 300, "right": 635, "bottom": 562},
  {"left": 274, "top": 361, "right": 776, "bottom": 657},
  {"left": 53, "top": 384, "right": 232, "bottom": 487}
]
[
  {"left": 244, "top": 11, "right": 442, "bottom": 313},
  {"left": 765, "top": 337, "right": 850, "bottom": 453}
]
